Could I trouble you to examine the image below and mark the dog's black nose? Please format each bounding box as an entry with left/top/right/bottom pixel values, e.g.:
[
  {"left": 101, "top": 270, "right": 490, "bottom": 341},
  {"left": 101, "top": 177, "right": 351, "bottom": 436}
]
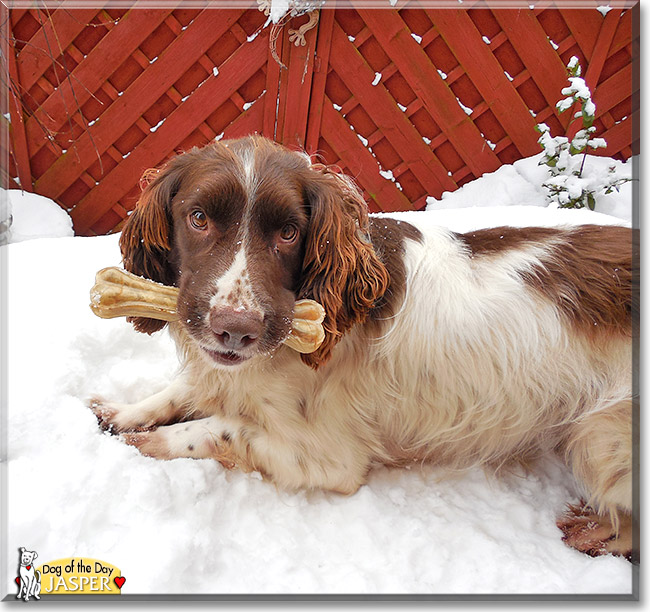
[{"left": 209, "top": 307, "right": 264, "bottom": 351}]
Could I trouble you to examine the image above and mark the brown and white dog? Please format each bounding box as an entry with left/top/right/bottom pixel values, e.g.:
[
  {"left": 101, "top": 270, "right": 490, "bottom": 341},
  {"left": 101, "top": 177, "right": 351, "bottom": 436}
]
[{"left": 91, "top": 136, "right": 635, "bottom": 560}]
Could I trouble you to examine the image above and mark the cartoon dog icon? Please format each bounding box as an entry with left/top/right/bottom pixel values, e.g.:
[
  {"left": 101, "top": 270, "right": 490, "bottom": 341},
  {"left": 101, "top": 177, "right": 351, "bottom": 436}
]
[{"left": 16, "top": 547, "right": 41, "bottom": 601}]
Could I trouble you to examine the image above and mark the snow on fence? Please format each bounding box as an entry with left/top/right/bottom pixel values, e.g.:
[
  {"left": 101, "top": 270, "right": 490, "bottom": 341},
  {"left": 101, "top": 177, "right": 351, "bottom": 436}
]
[{"left": 3, "top": 2, "right": 638, "bottom": 236}]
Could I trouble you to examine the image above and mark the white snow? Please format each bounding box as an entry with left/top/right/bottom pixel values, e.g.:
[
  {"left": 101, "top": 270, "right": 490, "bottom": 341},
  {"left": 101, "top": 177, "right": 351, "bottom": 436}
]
[
  {"left": 246, "top": 29, "right": 261, "bottom": 42},
  {"left": 3, "top": 153, "right": 635, "bottom": 597},
  {"left": 456, "top": 97, "right": 474, "bottom": 115},
  {"left": 568, "top": 55, "right": 581, "bottom": 73},
  {"left": 149, "top": 118, "right": 166, "bottom": 133},
  {"left": 560, "top": 76, "right": 595, "bottom": 118},
  {"left": 426, "top": 152, "right": 633, "bottom": 223},
  {"left": 269, "top": 0, "right": 289, "bottom": 23},
  {"left": 1, "top": 189, "right": 73, "bottom": 245}
]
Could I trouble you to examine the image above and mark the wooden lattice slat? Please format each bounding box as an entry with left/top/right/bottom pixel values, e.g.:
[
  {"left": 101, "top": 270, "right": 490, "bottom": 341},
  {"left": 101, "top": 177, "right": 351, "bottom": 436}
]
[{"left": 5, "top": 4, "right": 637, "bottom": 236}]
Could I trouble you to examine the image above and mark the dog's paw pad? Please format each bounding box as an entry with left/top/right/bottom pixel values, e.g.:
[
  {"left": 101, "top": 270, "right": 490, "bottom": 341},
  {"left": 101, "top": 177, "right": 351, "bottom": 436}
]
[{"left": 557, "top": 502, "right": 633, "bottom": 560}]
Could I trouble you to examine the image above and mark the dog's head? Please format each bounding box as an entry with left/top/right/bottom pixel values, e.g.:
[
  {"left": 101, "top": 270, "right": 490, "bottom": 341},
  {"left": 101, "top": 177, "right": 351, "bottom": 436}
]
[
  {"left": 120, "top": 136, "right": 388, "bottom": 370},
  {"left": 19, "top": 548, "right": 37, "bottom": 567}
]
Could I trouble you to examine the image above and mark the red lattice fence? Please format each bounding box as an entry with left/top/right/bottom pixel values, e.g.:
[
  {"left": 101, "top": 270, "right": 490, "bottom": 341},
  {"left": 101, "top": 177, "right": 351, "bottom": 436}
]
[{"left": 3, "top": 1, "right": 638, "bottom": 236}]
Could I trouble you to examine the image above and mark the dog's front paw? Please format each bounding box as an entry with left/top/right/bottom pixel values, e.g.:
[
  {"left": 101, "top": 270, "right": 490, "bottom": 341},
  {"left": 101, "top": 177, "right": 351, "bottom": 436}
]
[
  {"left": 88, "top": 398, "right": 150, "bottom": 434},
  {"left": 89, "top": 398, "right": 119, "bottom": 432},
  {"left": 122, "top": 420, "right": 230, "bottom": 462},
  {"left": 122, "top": 430, "right": 172, "bottom": 459}
]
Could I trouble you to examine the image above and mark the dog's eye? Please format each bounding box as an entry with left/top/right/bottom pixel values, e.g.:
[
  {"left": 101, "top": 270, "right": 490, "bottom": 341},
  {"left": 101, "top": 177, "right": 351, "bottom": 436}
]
[
  {"left": 279, "top": 223, "right": 298, "bottom": 243},
  {"left": 189, "top": 210, "right": 208, "bottom": 230}
]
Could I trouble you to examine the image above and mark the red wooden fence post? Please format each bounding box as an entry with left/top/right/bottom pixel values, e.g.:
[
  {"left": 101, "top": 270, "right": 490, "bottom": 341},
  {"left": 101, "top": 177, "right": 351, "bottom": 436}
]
[
  {"left": 7, "top": 17, "right": 32, "bottom": 190},
  {"left": 275, "top": 11, "right": 319, "bottom": 150}
]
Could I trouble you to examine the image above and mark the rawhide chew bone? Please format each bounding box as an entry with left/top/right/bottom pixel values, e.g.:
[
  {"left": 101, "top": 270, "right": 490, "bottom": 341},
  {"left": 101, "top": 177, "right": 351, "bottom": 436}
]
[
  {"left": 283, "top": 299, "right": 325, "bottom": 354},
  {"left": 89, "top": 267, "right": 326, "bottom": 354},
  {"left": 90, "top": 267, "right": 180, "bottom": 322}
]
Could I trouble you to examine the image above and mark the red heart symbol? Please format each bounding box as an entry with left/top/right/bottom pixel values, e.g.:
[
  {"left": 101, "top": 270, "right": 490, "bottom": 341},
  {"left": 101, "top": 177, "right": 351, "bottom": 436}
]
[
  {"left": 15, "top": 577, "right": 20, "bottom": 585},
  {"left": 26, "top": 566, "right": 31, "bottom": 570},
  {"left": 114, "top": 576, "right": 126, "bottom": 589}
]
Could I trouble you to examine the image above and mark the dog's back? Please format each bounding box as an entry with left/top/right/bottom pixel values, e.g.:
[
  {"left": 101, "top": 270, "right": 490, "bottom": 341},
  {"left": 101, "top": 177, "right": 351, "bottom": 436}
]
[{"left": 362, "top": 221, "right": 632, "bottom": 470}]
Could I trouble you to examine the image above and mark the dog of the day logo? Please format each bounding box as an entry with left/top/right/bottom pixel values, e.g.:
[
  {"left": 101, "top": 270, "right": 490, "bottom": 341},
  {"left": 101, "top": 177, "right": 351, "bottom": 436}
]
[{"left": 16, "top": 549, "right": 125, "bottom": 598}]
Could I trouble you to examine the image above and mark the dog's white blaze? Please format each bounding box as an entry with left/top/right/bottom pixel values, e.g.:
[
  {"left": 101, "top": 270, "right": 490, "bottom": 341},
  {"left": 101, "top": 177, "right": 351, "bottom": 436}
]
[
  {"left": 208, "top": 146, "right": 264, "bottom": 314},
  {"left": 241, "top": 147, "right": 258, "bottom": 197},
  {"left": 210, "top": 245, "right": 260, "bottom": 313}
]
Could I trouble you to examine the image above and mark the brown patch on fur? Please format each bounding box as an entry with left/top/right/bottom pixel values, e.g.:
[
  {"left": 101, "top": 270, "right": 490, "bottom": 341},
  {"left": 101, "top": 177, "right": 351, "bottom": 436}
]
[
  {"left": 459, "top": 226, "right": 558, "bottom": 256},
  {"left": 298, "top": 169, "right": 391, "bottom": 369},
  {"left": 460, "top": 225, "right": 633, "bottom": 340},
  {"left": 522, "top": 225, "right": 633, "bottom": 339},
  {"left": 368, "top": 217, "right": 422, "bottom": 321},
  {"left": 558, "top": 502, "right": 634, "bottom": 561},
  {"left": 119, "top": 163, "right": 184, "bottom": 334}
]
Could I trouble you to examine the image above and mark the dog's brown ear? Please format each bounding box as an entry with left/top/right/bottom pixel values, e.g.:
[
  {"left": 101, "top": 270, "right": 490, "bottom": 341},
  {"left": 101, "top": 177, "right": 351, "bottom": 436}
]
[
  {"left": 119, "top": 161, "right": 183, "bottom": 334},
  {"left": 299, "top": 168, "right": 389, "bottom": 369}
]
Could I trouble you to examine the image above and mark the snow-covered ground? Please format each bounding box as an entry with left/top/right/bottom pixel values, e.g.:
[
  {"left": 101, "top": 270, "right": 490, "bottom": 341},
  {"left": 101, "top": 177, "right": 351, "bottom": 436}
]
[
  {"left": 0, "top": 189, "right": 73, "bottom": 245},
  {"left": 2, "top": 153, "right": 635, "bottom": 597}
]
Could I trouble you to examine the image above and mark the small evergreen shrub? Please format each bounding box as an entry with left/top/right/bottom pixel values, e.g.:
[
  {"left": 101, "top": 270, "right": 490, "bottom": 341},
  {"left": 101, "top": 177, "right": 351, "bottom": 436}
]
[{"left": 536, "top": 56, "right": 629, "bottom": 210}]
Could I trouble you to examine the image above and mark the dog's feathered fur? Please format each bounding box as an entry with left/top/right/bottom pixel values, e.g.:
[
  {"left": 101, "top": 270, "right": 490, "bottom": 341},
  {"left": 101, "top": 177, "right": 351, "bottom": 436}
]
[{"left": 93, "top": 136, "right": 635, "bottom": 559}]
